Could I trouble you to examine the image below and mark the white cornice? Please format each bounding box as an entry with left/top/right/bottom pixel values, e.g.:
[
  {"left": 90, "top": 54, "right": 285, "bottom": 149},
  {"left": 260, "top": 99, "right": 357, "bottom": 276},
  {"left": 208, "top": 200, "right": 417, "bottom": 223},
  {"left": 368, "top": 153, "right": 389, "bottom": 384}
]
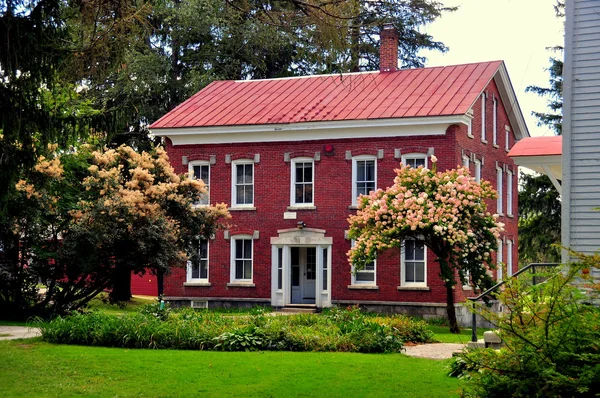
[
  {"left": 494, "top": 63, "right": 530, "bottom": 140},
  {"left": 152, "top": 115, "right": 468, "bottom": 146}
]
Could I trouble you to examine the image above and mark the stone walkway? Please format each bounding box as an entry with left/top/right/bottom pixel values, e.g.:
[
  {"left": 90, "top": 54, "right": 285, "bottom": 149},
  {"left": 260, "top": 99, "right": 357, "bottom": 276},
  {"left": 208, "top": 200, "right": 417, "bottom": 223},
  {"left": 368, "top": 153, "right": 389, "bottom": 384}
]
[
  {"left": 0, "top": 326, "right": 41, "bottom": 340},
  {"left": 403, "top": 343, "right": 465, "bottom": 360}
]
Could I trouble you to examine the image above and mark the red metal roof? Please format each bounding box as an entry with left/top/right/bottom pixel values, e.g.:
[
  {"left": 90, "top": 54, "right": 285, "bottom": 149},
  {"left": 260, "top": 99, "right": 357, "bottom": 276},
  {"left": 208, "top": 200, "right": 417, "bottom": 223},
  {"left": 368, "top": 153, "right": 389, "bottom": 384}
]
[
  {"left": 508, "top": 136, "right": 562, "bottom": 157},
  {"left": 150, "top": 61, "right": 503, "bottom": 129}
]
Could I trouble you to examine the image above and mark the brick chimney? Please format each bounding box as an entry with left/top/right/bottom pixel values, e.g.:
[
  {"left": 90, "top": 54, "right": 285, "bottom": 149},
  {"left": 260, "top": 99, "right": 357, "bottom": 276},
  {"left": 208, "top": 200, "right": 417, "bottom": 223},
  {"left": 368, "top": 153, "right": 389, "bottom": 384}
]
[{"left": 380, "top": 24, "right": 398, "bottom": 72}]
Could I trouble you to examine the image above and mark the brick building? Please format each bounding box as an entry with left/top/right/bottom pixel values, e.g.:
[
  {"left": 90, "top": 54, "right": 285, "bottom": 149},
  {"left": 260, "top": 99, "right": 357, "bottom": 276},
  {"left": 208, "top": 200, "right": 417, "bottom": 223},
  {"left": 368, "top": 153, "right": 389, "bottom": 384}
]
[{"left": 149, "top": 27, "right": 526, "bottom": 320}]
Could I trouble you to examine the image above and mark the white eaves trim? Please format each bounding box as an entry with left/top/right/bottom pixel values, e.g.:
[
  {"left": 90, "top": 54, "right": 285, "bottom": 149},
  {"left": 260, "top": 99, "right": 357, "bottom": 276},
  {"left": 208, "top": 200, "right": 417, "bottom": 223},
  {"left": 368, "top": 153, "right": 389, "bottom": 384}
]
[
  {"left": 494, "top": 64, "right": 530, "bottom": 140},
  {"left": 152, "top": 115, "right": 470, "bottom": 146}
]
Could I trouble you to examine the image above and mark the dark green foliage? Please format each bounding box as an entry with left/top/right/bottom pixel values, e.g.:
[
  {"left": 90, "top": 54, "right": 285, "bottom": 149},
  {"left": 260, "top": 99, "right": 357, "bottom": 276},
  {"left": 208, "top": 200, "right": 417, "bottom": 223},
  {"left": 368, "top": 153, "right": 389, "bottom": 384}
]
[
  {"left": 518, "top": 172, "right": 561, "bottom": 264},
  {"left": 40, "top": 305, "right": 437, "bottom": 352},
  {"left": 455, "top": 255, "right": 600, "bottom": 397}
]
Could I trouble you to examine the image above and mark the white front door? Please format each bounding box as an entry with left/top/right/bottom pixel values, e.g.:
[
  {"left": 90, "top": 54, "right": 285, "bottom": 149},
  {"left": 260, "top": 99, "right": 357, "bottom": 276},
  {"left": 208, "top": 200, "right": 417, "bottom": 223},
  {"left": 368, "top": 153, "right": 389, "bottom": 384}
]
[{"left": 290, "top": 247, "right": 316, "bottom": 304}]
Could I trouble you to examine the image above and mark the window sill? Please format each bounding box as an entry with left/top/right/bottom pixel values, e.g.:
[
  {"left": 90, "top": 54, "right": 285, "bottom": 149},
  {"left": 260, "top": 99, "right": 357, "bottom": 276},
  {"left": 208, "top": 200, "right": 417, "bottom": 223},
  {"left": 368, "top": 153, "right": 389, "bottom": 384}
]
[
  {"left": 348, "top": 284, "right": 379, "bottom": 290},
  {"left": 229, "top": 206, "right": 256, "bottom": 211},
  {"left": 184, "top": 282, "right": 212, "bottom": 287},
  {"left": 497, "top": 213, "right": 504, "bottom": 217},
  {"left": 227, "top": 282, "right": 256, "bottom": 288},
  {"left": 287, "top": 205, "right": 316, "bottom": 211},
  {"left": 493, "top": 143, "right": 499, "bottom": 148},
  {"left": 462, "top": 285, "right": 473, "bottom": 291},
  {"left": 506, "top": 213, "right": 514, "bottom": 218},
  {"left": 348, "top": 205, "right": 359, "bottom": 210},
  {"left": 467, "top": 134, "right": 474, "bottom": 139},
  {"left": 481, "top": 139, "right": 488, "bottom": 144},
  {"left": 397, "top": 286, "right": 430, "bottom": 291},
  {"left": 192, "top": 203, "right": 210, "bottom": 209}
]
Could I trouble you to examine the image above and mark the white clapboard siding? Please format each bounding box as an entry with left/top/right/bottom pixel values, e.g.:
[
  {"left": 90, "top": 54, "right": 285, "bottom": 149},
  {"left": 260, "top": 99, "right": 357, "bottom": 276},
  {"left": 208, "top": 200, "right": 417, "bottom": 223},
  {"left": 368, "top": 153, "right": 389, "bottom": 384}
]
[{"left": 563, "top": 0, "right": 600, "bottom": 265}]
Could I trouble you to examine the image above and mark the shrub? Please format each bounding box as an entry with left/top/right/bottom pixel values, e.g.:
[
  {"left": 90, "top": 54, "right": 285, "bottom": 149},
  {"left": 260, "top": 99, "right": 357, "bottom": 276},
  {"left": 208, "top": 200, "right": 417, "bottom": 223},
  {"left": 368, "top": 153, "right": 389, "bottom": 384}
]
[{"left": 455, "top": 255, "right": 600, "bottom": 397}]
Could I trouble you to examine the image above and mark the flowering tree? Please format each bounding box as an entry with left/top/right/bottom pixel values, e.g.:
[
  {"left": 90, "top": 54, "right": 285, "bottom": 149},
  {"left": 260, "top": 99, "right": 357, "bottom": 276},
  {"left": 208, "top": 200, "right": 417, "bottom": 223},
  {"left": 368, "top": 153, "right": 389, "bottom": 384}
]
[
  {"left": 348, "top": 157, "right": 503, "bottom": 333},
  {"left": 2, "top": 144, "right": 229, "bottom": 317}
]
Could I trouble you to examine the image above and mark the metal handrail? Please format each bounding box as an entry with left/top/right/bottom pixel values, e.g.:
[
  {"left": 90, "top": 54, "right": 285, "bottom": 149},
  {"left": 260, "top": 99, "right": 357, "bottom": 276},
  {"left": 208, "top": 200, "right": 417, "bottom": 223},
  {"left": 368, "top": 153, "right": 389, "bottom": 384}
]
[{"left": 467, "top": 262, "right": 559, "bottom": 342}]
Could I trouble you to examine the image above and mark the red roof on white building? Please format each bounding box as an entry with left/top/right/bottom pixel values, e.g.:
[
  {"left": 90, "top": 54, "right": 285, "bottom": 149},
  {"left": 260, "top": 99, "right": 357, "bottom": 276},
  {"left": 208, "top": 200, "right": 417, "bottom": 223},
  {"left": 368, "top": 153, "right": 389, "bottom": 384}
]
[{"left": 151, "top": 61, "right": 505, "bottom": 129}]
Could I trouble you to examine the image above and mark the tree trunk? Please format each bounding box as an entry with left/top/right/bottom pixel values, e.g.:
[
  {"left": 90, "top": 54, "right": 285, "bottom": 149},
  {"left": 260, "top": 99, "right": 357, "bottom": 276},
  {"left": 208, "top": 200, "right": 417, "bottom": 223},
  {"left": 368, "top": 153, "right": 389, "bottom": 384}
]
[
  {"left": 110, "top": 266, "right": 132, "bottom": 302},
  {"left": 446, "top": 283, "right": 460, "bottom": 333}
]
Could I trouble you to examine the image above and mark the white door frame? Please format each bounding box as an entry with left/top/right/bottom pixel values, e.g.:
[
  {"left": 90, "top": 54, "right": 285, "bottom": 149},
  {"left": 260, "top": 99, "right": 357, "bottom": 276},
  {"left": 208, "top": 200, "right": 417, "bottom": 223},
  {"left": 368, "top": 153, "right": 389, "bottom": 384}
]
[{"left": 270, "top": 228, "right": 332, "bottom": 308}]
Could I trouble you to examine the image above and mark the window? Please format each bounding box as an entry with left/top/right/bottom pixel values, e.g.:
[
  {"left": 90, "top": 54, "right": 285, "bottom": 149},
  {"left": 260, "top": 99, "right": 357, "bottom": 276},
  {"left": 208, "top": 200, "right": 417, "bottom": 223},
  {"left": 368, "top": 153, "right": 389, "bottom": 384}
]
[
  {"left": 401, "top": 153, "right": 427, "bottom": 169},
  {"left": 189, "top": 161, "right": 210, "bottom": 205},
  {"left": 232, "top": 160, "right": 254, "bottom": 207},
  {"left": 277, "top": 247, "right": 283, "bottom": 290},
  {"left": 462, "top": 155, "right": 470, "bottom": 168},
  {"left": 291, "top": 158, "right": 314, "bottom": 206},
  {"left": 492, "top": 97, "right": 498, "bottom": 146},
  {"left": 474, "top": 159, "right": 482, "bottom": 183},
  {"left": 496, "top": 167, "right": 503, "bottom": 214},
  {"left": 351, "top": 240, "right": 376, "bottom": 285},
  {"left": 481, "top": 93, "right": 487, "bottom": 142},
  {"left": 322, "top": 247, "right": 328, "bottom": 291},
  {"left": 352, "top": 156, "right": 376, "bottom": 205},
  {"left": 187, "top": 239, "right": 209, "bottom": 282},
  {"left": 402, "top": 239, "right": 427, "bottom": 286},
  {"left": 507, "top": 240, "right": 513, "bottom": 277},
  {"left": 497, "top": 239, "right": 503, "bottom": 281},
  {"left": 467, "top": 118, "right": 473, "bottom": 138},
  {"left": 231, "top": 236, "right": 253, "bottom": 282},
  {"left": 505, "top": 127, "right": 511, "bottom": 151},
  {"left": 506, "top": 170, "right": 513, "bottom": 216}
]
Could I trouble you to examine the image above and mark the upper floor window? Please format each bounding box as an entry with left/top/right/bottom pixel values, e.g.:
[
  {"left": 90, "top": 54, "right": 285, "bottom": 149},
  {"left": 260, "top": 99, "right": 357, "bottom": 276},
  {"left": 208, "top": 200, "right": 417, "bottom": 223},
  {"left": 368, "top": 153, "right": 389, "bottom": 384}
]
[
  {"left": 506, "top": 170, "right": 513, "bottom": 216},
  {"left": 496, "top": 167, "right": 503, "bottom": 214},
  {"left": 189, "top": 161, "right": 210, "bottom": 205},
  {"left": 401, "top": 239, "right": 427, "bottom": 286},
  {"left": 231, "top": 235, "right": 253, "bottom": 282},
  {"left": 492, "top": 97, "right": 498, "bottom": 146},
  {"left": 291, "top": 158, "right": 314, "bottom": 206},
  {"left": 352, "top": 156, "right": 376, "bottom": 205},
  {"left": 506, "top": 239, "right": 513, "bottom": 278},
  {"left": 505, "top": 126, "right": 511, "bottom": 151},
  {"left": 187, "top": 239, "right": 209, "bottom": 282},
  {"left": 401, "top": 153, "right": 427, "bottom": 169},
  {"left": 481, "top": 93, "right": 487, "bottom": 142},
  {"left": 232, "top": 160, "right": 254, "bottom": 207}
]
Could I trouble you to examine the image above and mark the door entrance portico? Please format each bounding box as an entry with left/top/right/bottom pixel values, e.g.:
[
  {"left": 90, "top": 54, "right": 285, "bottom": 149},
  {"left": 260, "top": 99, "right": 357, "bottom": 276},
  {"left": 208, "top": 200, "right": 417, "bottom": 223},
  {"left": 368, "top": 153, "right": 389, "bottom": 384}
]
[{"left": 270, "top": 228, "right": 332, "bottom": 308}]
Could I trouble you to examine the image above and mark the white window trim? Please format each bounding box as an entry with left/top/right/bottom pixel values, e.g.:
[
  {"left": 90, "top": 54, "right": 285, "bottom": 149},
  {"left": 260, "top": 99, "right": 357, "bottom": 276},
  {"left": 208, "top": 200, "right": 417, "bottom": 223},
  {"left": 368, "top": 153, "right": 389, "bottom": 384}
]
[
  {"left": 467, "top": 118, "right": 474, "bottom": 138},
  {"left": 505, "top": 126, "right": 511, "bottom": 151},
  {"left": 230, "top": 234, "right": 253, "bottom": 283},
  {"left": 481, "top": 93, "right": 487, "bottom": 143},
  {"left": 496, "top": 166, "right": 503, "bottom": 215},
  {"left": 474, "top": 159, "right": 482, "bottom": 183},
  {"left": 290, "top": 157, "right": 315, "bottom": 207},
  {"left": 401, "top": 238, "right": 427, "bottom": 287},
  {"left": 506, "top": 170, "right": 513, "bottom": 216},
  {"left": 231, "top": 159, "right": 254, "bottom": 208},
  {"left": 186, "top": 239, "right": 209, "bottom": 283},
  {"left": 351, "top": 240, "right": 377, "bottom": 286},
  {"left": 352, "top": 155, "right": 377, "bottom": 206},
  {"left": 506, "top": 239, "right": 513, "bottom": 278},
  {"left": 401, "top": 153, "right": 428, "bottom": 169},
  {"left": 462, "top": 155, "right": 470, "bottom": 168},
  {"left": 492, "top": 97, "right": 498, "bottom": 146},
  {"left": 189, "top": 160, "right": 210, "bottom": 206},
  {"left": 497, "top": 239, "right": 504, "bottom": 281}
]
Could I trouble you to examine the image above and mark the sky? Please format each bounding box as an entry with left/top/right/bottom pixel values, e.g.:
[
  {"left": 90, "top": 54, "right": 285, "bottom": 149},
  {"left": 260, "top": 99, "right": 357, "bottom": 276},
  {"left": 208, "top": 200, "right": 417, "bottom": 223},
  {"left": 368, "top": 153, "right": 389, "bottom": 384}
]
[{"left": 419, "top": 0, "right": 564, "bottom": 137}]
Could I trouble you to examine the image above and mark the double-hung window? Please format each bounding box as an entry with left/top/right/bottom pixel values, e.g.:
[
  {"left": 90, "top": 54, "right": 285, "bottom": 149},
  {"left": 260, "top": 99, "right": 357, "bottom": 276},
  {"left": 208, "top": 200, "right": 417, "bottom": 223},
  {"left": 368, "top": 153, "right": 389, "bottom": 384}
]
[
  {"left": 505, "top": 126, "right": 511, "bottom": 151},
  {"left": 506, "top": 239, "right": 513, "bottom": 277},
  {"left": 506, "top": 170, "right": 513, "bottom": 216},
  {"left": 187, "top": 239, "right": 209, "bottom": 282},
  {"left": 352, "top": 156, "right": 376, "bottom": 206},
  {"left": 291, "top": 158, "right": 314, "bottom": 206},
  {"left": 231, "top": 235, "right": 253, "bottom": 282},
  {"left": 492, "top": 97, "right": 498, "bottom": 146},
  {"left": 474, "top": 159, "right": 482, "bottom": 183},
  {"left": 496, "top": 167, "right": 503, "bottom": 214},
  {"left": 481, "top": 93, "right": 487, "bottom": 142},
  {"left": 401, "top": 153, "right": 427, "bottom": 169},
  {"left": 351, "top": 240, "right": 376, "bottom": 285},
  {"left": 497, "top": 239, "right": 504, "bottom": 281},
  {"left": 189, "top": 161, "right": 210, "bottom": 205},
  {"left": 232, "top": 160, "right": 254, "bottom": 207},
  {"left": 402, "top": 239, "right": 427, "bottom": 286}
]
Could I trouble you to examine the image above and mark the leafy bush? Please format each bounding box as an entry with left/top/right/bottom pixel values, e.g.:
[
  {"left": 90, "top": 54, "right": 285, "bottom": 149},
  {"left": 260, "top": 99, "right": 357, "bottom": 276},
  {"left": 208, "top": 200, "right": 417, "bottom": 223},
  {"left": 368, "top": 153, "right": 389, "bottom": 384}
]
[
  {"left": 41, "top": 305, "right": 439, "bottom": 353},
  {"left": 455, "top": 255, "right": 600, "bottom": 397}
]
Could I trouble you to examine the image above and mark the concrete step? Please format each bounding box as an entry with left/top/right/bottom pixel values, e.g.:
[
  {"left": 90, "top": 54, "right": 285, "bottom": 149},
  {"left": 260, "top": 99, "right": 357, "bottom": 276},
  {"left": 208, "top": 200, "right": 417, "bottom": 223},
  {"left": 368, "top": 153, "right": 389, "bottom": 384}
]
[{"left": 277, "top": 306, "right": 318, "bottom": 314}]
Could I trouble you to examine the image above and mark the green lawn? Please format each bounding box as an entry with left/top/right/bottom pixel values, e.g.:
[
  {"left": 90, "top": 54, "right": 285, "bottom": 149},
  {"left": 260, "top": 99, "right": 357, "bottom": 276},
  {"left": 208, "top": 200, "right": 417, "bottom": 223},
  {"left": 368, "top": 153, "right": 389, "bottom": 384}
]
[
  {"left": 0, "top": 339, "right": 459, "bottom": 397},
  {"left": 430, "top": 325, "right": 487, "bottom": 344}
]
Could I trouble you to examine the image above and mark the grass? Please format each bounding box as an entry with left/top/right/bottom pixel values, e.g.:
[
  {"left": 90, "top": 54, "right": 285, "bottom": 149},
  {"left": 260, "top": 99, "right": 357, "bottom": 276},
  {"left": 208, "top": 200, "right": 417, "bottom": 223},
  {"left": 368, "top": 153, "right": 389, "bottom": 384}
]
[
  {"left": 0, "top": 339, "right": 459, "bottom": 397},
  {"left": 86, "top": 294, "right": 156, "bottom": 315},
  {"left": 430, "top": 325, "right": 488, "bottom": 344}
]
